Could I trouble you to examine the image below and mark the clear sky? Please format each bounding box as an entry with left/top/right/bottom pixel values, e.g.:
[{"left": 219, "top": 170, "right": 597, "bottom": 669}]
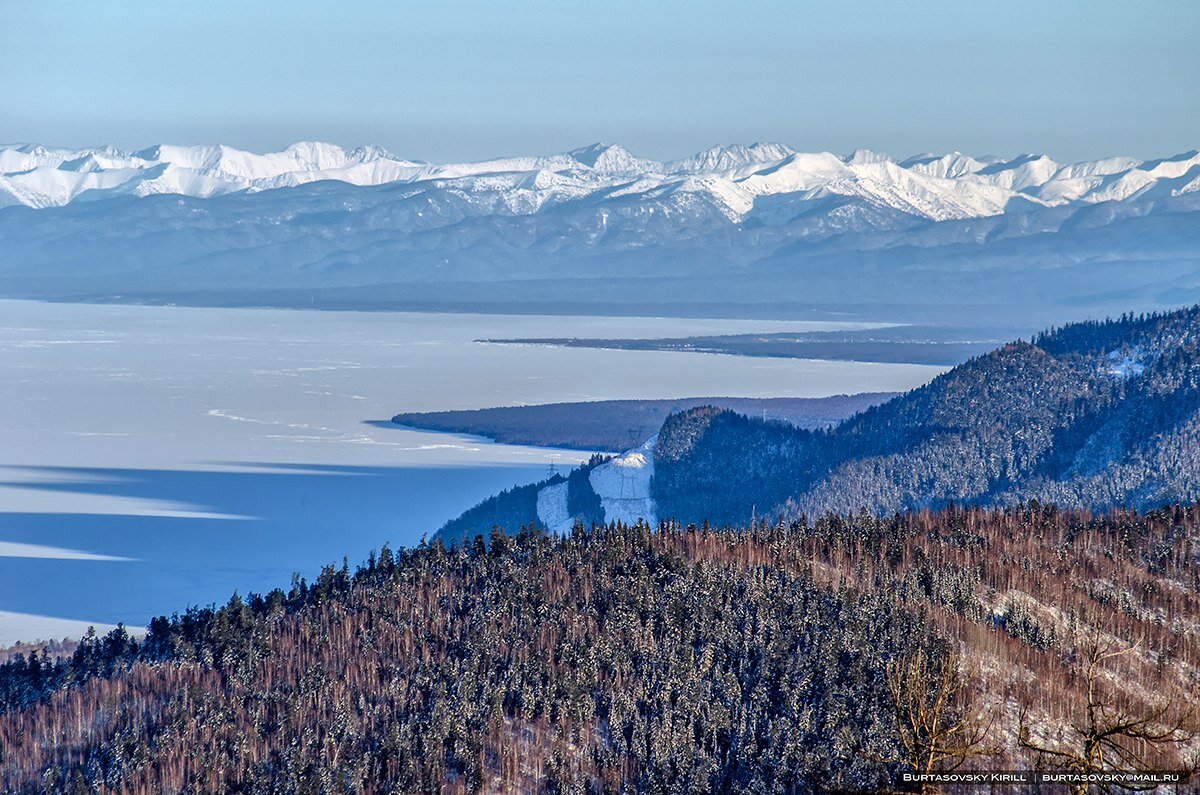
[{"left": 2, "top": 0, "right": 1196, "bottom": 162}]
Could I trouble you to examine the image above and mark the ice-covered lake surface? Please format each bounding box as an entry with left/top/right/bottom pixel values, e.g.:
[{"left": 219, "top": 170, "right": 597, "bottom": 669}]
[{"left": 0, "top": 300, "right": 945, "bottom": 645}]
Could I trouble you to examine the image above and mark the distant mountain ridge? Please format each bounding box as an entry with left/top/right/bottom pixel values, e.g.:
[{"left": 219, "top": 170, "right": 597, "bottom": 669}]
[{"left": 2, "top": 141, "right": 1198, "bottom": 325}]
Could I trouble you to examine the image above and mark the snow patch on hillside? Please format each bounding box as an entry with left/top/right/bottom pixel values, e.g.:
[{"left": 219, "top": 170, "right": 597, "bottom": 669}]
[
  {"left": 1107, "top": 347, "right": 1147, "bottom": 379},
  {"left": 535, "top": 481, "right": 575, "bottom": 535},
  {"left": 588, "top": 437, "right": 658, "bottom": 527}
]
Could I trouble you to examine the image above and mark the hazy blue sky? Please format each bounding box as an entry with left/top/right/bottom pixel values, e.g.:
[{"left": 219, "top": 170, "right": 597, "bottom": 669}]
[{"left": 3, "top": 0, "right": 1196, "bottom": 162}]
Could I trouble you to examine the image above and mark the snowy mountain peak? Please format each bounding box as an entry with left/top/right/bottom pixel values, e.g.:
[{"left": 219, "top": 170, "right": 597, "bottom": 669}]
[
  {"left": 349, "top": 144, "right": 405, "bottom": 163},
  {"left": 666, "top": 143, "right": 796, "bottom": 176},
  {"left": 567, "top": 143, "right": 659, "bottom": 174},
  {"left": 844, "top": 148, "right": 893, "bottom": 165},
  {"left": 282, "top": 141, "right": 356, "bottom": 169},
  {"left": 901, "top": 152, "right": 986, "bottom": 179}
]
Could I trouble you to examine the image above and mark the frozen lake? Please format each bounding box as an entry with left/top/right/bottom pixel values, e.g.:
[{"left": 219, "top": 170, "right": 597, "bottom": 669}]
[{"left": 0, "top": 300, "right": 945, "bottom": 645}]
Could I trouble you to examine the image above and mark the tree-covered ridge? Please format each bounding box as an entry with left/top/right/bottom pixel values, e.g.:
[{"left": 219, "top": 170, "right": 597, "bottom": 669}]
[
  {"left": 653, "top": 306, "right": 1200, "bottom": 525},
  {"left": 392, "top": 394, "right": 894, "bottom": 453},
  {"left": 437, "top": 455, "right": 610, "bottom": 545},
  {"left": 0, "top": 524, "right": 935, "bottom": 794},
  {"left": 436, "top": 476, "right": 556, "bottom": 546},
  {"left": 2, "top": 503, "right": 1197, "bottom": 793}
]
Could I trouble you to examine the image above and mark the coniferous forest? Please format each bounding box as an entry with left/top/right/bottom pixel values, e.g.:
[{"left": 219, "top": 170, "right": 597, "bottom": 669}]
[{"left": 2, "top": 504, "right": 1198, "bottom": 793}]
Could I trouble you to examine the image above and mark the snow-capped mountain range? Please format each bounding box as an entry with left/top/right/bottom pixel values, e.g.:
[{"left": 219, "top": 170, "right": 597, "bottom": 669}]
[
  {"left": 2, "top": 141, "right": 1198, "bottom": 327},
  {"left": 2, "top": 140, "right": 1197, "bottom": 221}
]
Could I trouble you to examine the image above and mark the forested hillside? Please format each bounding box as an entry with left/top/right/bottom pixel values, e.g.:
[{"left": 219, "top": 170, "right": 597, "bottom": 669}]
[
  {"left": 436, "top": 455, "right": 610, "bottom": 545},
  {"left": 433, "top": 306, "right": 1200, "bottom": 539},
  {"left": 654, "top": 306, "right": 1200, "bottom": 525},
  {"left": 2, "top": 505, "right": 1197, "bottom": 792}
]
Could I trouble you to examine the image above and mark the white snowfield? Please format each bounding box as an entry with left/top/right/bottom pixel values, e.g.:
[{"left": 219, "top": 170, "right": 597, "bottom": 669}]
[
  {"left": 2, "top": 140, "right": 1197, "bottom": 221},
  {"left": 535, "top": 437, "right": 659, "bottom": 533},
  {"left": 535, "top": 481, "right": 574, "bottom": 536},
  {"left": 589, "top": 437, "right": 658, "bottom": 528}
]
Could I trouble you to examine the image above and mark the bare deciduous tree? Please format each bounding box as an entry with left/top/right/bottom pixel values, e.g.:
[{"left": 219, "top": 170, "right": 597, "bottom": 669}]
[
  {"left": 1018, "top": 633, "right": 1200, "bottom": 794},
  {"left": 880, "top": 648, "right": 996, "bottom": 794}
]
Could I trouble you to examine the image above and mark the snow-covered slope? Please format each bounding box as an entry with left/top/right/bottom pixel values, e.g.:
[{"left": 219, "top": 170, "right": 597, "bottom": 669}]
[
  {"left": 535, "top": 481, "right": 575, "bottom": 536},
  {"left": 0, "top": 142, "right": 426, "bottom": 208},
  {"left": 3, "top": 140, "right": 1197, "bottom": 220},
  {"left": 532, "top": 437, "right": 659, "bottom": 534},
  {"left": 587, "top": 438, "right": 657, "bottom": 527}
]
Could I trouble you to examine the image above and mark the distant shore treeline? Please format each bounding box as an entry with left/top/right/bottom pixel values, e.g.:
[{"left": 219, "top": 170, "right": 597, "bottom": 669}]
[{"left": 477, "top": 330, "right": 997, "bottom": 366}]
